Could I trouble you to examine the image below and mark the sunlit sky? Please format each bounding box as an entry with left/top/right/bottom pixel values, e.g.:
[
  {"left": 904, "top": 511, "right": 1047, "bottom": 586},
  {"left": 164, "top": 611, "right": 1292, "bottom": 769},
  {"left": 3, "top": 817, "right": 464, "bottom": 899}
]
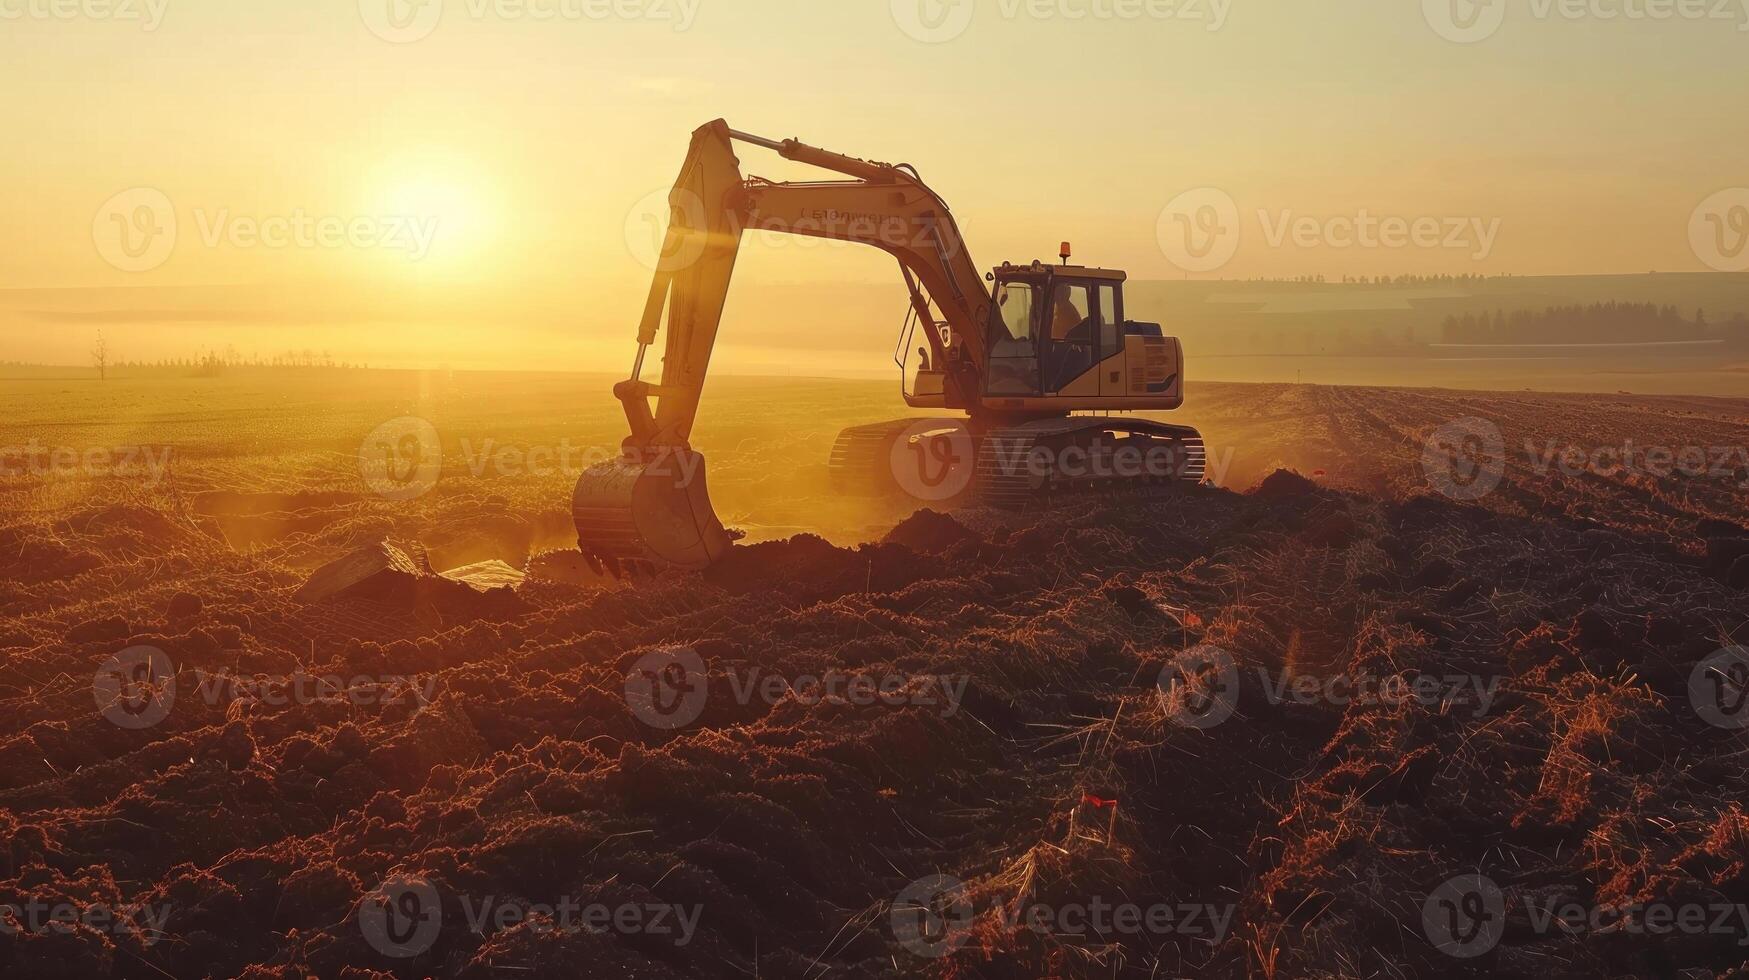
[{"left": 3, "top": 0, "right": 1746, "bottom": 370}]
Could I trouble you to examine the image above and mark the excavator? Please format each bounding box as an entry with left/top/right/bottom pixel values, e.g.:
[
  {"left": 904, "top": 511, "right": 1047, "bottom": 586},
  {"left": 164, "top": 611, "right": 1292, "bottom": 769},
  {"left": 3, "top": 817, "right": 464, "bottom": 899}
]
[{"left": 574, "top": 119, "right": 1206, "bottom": 574}]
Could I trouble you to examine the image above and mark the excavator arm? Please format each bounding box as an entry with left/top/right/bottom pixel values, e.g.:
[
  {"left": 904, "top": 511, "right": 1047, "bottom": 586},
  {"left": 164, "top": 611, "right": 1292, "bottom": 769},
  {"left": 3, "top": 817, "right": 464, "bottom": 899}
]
[
  {"left": 617, "top": 119, "right": 991, "bottom": 450},
  {"left": 575, "top": 120, "right": 992, "bottom": 572}
]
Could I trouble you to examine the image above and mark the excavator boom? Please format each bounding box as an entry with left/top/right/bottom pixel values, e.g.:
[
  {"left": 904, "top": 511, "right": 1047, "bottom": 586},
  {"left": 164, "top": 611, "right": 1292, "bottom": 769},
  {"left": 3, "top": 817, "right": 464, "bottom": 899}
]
[
  {"left": 619, "top": 120, "right": 989, "bottom": 450},
  {"left": 576, "top": 120, "right": 992, "bottom": 572}
]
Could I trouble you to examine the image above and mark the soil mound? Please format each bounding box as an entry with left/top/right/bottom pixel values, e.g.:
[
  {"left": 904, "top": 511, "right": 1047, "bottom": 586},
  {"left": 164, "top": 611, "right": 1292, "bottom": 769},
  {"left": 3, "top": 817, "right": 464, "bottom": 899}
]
[
  {"left": 882, "top": 508, "right": 979, "bottom": 553},
  {"left": 1250, "top": 468, "right": 1319, "bottom": 500}
]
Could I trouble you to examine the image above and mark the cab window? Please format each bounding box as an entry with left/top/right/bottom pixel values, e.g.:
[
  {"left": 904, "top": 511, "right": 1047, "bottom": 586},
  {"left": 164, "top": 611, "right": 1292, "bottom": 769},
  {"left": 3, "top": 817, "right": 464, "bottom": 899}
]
[
  {"left": 993, "top": 281, "right": 1036, "bottom": 354},
  {"left": 1044, "top": 280, "right": 1094, "bottom": 391},
  {"left": 988, "top": 280, "right": 1041, "bottom": 395},
  {"left": 1096, "top": 283, "right": 1121, "bottom": 356}
]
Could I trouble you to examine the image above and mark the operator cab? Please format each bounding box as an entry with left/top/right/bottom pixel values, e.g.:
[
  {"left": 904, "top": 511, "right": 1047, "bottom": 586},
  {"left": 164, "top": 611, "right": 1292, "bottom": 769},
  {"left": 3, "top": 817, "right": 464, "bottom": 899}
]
[{"left": 983, "top": 245, "right": 1181, "bottom": 407}]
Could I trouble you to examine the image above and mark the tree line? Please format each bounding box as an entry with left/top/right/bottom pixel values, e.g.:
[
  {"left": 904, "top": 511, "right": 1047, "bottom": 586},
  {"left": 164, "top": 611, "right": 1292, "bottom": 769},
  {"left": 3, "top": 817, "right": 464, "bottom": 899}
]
[
  {"left": 1229, "top": 273, "right": 1503, "bottom": 285},
  {"left": 1441, "top": 302, "right": 1749, "bottom": 345},
  {"left": 92, "top": 344, "right": 372, "bottom": 377}
]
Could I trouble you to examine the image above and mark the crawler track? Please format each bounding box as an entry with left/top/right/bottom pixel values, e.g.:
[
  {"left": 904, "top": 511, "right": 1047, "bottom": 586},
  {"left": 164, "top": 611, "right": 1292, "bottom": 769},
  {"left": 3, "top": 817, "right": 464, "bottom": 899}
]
[{"left": 829, "top": 415, "right": 1207, "bottom": 509}]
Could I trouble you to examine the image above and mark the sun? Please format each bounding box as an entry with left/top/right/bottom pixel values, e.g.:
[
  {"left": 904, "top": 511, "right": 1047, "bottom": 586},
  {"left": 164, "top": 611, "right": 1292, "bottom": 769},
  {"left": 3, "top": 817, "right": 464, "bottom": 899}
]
[
  {"left": 388, "top": 175, "right": 477, "bottom": 234},
  {"left": 371, "top": 159, "right": 502, "bottom": 271}
]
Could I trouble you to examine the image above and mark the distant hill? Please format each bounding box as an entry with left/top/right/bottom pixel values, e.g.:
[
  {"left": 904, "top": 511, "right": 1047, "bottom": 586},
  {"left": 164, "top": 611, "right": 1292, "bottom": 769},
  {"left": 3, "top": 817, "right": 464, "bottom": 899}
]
[{"left": 1124, "top": 272, "right": 1749, "bottom": 356}]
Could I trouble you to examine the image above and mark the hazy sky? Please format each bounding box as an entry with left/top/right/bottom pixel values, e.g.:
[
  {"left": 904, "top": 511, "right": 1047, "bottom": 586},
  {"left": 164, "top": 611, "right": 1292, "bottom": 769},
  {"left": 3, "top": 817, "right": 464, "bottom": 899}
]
[{"left": 3, "top": 0, "right": 1746, "bottom": 368}]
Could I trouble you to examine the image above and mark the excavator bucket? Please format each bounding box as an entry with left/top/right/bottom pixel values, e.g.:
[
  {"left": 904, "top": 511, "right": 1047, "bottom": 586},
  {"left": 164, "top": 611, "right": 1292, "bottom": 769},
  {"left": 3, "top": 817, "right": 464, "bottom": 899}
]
[{"left": 573, "top": 449, "right": 733, "bottom": 573}]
